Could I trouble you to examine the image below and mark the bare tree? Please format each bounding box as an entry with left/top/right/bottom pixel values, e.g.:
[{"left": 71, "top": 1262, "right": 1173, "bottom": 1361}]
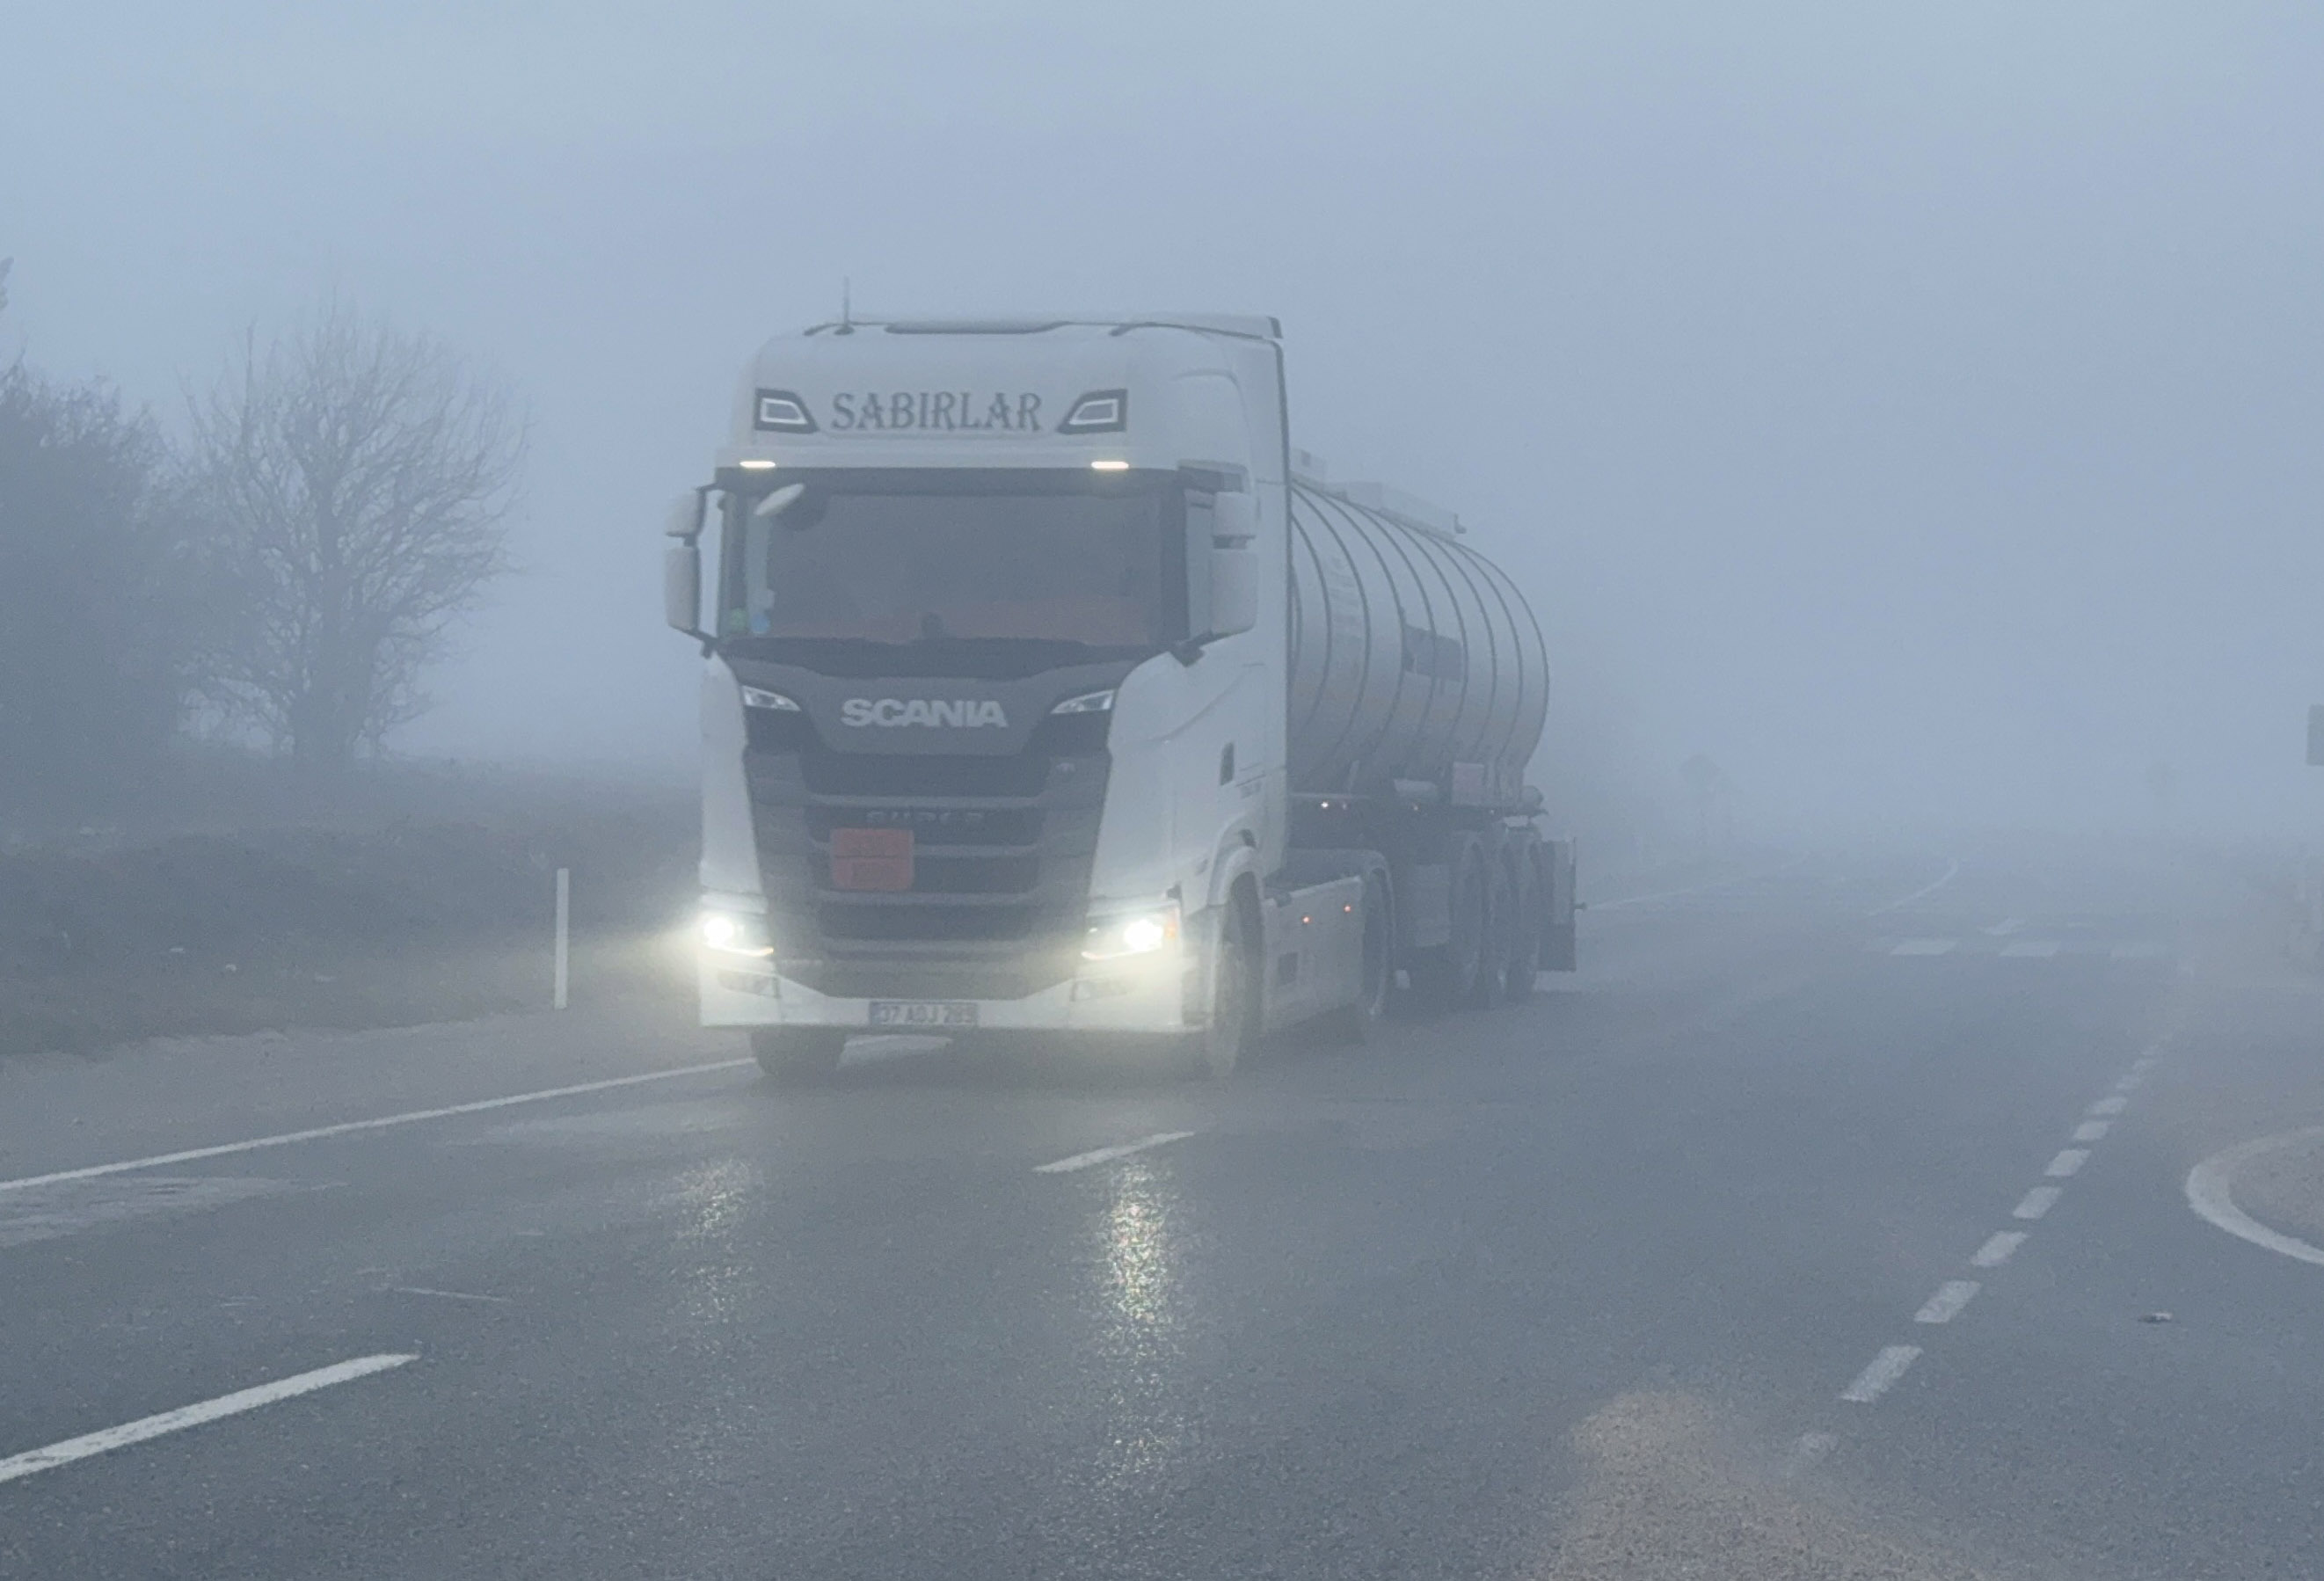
[{"left": 192, "top": 302, "right": 523, "bottom": 770}]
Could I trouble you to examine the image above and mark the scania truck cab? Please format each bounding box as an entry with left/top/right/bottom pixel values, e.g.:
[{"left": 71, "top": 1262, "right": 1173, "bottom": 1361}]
[{"left": 666, "top": 313, "right": 1572, "bottom": 1080}]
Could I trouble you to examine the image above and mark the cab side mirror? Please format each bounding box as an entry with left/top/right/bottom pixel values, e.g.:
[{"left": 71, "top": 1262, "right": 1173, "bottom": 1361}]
[
  {"left": 1207, "top": 492, "right": 1260, "bottom": 638},
  {"left": 664, "top": 492, "right": 708, "bottom": 640},
  {"left": 664, "top": 541, "right": 703, "bottom": 636}
]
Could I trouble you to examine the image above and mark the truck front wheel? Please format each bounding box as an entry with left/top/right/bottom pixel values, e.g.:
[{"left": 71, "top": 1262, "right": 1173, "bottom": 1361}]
[
  {"left": 752, "top": 1028, "right": 849, "bottom": 1084},
  {"left": 1172, "top": 891, "right": 1258, "bottom": 1080}
]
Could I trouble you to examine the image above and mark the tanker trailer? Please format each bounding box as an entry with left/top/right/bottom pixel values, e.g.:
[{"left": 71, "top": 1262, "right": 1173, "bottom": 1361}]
[
  {"left": 1286, "top": 469, "right": 1575, "bottom": 1007},
  {"left": 664, "top": 313, "right": 1575, "bottom": 1082}
]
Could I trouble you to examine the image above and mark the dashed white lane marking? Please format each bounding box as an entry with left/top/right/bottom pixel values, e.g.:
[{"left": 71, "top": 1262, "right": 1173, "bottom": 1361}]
[
  {"left": 1913, "top": 1280, "right": 1981, "bottom": 1324},
  {"left": 1890, "top": 939, "right": 1958, "bottom": 956},
  {"left": 2088, "top": 1096, "right": 2127, "bottom": 1116},
  {"left": 1865, "top": 857, "right": 1961, "bottom": 917},
  {"left": 2072, "top": 1120, "right": 2110, "bottom": 1143},
  {"left": 1999, "top": 939, "right": 2060, "bottom": 958},
  {"left": 2045, "top": 1148, "right": 2090, "bottom": 1178},
  {"left": 0, "top": 1354, "right": 416, "bottom": 1486},
  {"left": 1780, "top": 1431, "right": 1839, "bottom": 1477},
  {"left": 2111, "top": 942, "right": 2169, "bottom": 960},
  {"left": 1984, "top": 917, "right": 2027, "bottom": 936},
  {"left": 2014, "top": 1186, "right": 2063, "bottom": 1220},
  {"left": 2185, "top": 1129, "right": 2324, "bottom": 1270},
  {"left": 2115, "top": 1070, "right": 2146, "bottom": 1094},
  {"left": 0, "top": 1060, "right": 755, "bottom": 1194},
  {"left": 1840, "top": 1345, "right": 1922, "bottom": 1403},
  {"left": 387, "top": 1286, "right": 509, "bottom": 1305},
  {"left": 0, "top": 1177, "right": 307, "bottom": 1250},
  {"left": 1971, "top": 1231, "right": 2027, "bottom": 1268},
  {"left": 1034, "top": 1131, "right": 1198, "bottom": 1175}
]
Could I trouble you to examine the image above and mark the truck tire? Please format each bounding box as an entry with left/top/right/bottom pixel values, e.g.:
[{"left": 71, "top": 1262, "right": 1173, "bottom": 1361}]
[
  {"left": 1163, "top": 888, "right": 1257, "bottom": 1080},
  {"left": 1321, "top": 869, "right": 1393, "bottom": 1045},
  {"left": 1413, "top": 834, "right": 1488, "bottom": 1009},
  {"left": 1504, "top": 837, "right": 1547, "bottom": 1002},
  {"left": 752, "top": 1028, "right": 849, "bottom": 1084},
  {"left": 1467, "top": 849, "right": 1518, "bottom": 1009}
]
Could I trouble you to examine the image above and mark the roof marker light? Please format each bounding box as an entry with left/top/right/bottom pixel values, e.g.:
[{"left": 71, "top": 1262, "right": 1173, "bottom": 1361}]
[
  {"left": 737, "top": 458, "right": 777, "bottom": 470},
  {"left": 753, "top": 390, "right": 817, "bottom": 433},
  {"left": 1089, "top": 459, "right": 1130, "bottom": 471},
  {"left": 1059, "top": 389, "right": 1129, "bottom": 434}
]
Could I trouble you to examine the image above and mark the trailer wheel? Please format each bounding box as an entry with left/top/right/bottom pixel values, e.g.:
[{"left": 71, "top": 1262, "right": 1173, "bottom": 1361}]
[
  {"left": 1322, "top": 869, "right": 1392, "bottom": 1045},
  {"left": 1468, "top": 851, "right": 1518, "bottom": 1009},
  {"left": 1414, "top": 834, "right": 1488, "bottom": 1009},
  {"left": 752, "top": 1028, "right": 848, "bottom": 1084},
  {"left": 1504, "top": 838, "right": 1547, "bottom": 1002}
]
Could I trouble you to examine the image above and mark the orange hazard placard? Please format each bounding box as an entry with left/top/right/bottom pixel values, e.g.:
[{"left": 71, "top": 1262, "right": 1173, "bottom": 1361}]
[{"left": 831, "top": 826, "right": 914, "bottom": 892}]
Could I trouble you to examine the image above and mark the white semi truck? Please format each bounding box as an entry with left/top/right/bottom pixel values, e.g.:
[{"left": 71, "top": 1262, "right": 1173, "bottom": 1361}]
[{"left": 664, "top": 313, "right": 1574, "bottom": 1079}]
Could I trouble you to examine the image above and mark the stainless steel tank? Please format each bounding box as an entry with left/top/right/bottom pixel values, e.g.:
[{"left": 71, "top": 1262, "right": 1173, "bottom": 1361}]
[{"left": 1286, "top": 481, "right": 1548, "bottom": 803}]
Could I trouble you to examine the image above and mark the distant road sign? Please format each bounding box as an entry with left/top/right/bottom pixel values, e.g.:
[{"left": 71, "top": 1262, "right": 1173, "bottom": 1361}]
[{"left": 2308, "top": 706, "right": 2324, "bottom": 766}]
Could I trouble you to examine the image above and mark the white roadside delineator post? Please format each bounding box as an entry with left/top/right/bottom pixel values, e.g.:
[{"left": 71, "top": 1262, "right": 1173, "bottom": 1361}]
[{"left": 553, "top": 867, "right": 570, "bottom": 1010}]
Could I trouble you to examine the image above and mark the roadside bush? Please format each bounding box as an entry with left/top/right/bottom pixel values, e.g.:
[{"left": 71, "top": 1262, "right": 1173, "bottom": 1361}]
[{"left": 0, "top": 364, "right": 210, "bottom": 809}]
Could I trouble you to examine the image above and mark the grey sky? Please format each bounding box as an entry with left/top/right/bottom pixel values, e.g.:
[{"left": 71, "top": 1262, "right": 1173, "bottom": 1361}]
[{"left": 5, "top": 4, "right": 2320, "bottom": 830}]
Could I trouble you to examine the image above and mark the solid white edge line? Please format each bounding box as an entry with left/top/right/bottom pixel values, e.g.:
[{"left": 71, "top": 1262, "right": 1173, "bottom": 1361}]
[
  {"left": 1913, "top": 1279, "right": 1981, "bottom": 1324},
  {"left": 2014, "top": 1186, "right": 2062, "bottom": 1220},
  {"left": 0, "top": 1354, "right": 416, "bottom": 1486},
  {"left": 1970, "top": 1230, "right": 2026, "bottom": 1268},
  {"left": 1865, "top": 858, "right": 1961, "bottom": 918},
  {"left": 1840, "top": 1345, "right": 1921, "bottom": 1403},
  {"left": 0, "top": 1060, "right": 756, "bottom": 1194},
  {"left": 2045, "top": 1148, "right": 2090, "bottom": 1178},
  {"left": 1034, "top": 1131, "right": 1198, "bottom": 1175},
  {"left": 2185, "top": 1129, "right": 2324, "bottom": 1270}
]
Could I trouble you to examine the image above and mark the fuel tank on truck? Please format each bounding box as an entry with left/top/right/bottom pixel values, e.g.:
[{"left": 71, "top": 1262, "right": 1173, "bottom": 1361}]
[{"left": 1286, "top": 471, "right": 1548, "bottom": 808}]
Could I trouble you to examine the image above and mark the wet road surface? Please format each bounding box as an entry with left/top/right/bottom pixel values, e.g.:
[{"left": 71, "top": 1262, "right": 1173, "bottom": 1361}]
[{"left": 5, "top": 841, "right": 2320, "bottom": 1579}]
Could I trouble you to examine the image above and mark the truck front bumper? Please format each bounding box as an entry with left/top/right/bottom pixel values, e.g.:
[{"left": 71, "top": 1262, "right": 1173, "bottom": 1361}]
[{"left": 697, "top": 956, "right": 1193, "bottom": 1036}]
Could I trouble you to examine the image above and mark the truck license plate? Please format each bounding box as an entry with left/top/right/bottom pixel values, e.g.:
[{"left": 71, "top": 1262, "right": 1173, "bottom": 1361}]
[{"left": 868, "top": 1000, "right": 978, "bottom": 1029}]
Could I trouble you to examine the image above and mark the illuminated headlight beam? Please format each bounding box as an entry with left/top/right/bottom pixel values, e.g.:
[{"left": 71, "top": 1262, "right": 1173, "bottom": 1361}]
[
  {"left": 1082, "top": 902, "right": 1180, "bottom": 961},
  {"left": 701, "top": 909, "right": 774, "bottom": 958}
]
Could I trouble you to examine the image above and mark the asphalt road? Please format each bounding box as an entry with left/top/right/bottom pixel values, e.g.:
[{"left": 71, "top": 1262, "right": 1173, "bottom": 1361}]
[{"left": 5, "top": 839, "right": 2322, "bottom": 1579}]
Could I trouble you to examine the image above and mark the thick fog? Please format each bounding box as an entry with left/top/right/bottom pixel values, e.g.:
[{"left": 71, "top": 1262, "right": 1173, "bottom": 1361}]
[{"left": 6, "top": 4, "right": 2320, "bottom": 835}]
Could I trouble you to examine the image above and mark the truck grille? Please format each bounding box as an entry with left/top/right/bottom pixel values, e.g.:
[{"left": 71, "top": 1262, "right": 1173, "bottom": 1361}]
[{"left": 743, "top": 713, "right": 1109, "bottom": 996}]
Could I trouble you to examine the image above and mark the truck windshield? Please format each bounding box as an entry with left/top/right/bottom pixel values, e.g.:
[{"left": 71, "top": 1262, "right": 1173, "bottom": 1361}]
[{"left": 718, "top": 470, "right": 1180, "bottom": 676}]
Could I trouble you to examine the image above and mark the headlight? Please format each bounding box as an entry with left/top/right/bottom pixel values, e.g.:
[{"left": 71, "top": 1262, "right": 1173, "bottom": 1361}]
[
  {"left": 701, "top": 909, "right": 774, "bottom": 958},
  {"left": 1082, "top": 901, "right": 1179, "bottom": 961},
  {"left": 741, "top": 686, "right": 801, "bottom": 712},
  {"left": 1050, "top": 688, "right": 1114, "bottom": 715}
]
